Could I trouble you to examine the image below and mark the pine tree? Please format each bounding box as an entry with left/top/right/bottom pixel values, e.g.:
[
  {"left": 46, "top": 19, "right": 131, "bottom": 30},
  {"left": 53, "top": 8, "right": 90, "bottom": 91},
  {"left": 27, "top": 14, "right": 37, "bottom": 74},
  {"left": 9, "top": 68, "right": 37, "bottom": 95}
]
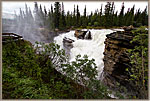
[
  {"left": 104, "top": 2, "right": 112, "bottom": 27},
  {"left": 134, "top": 8, "right": 142, "bottom": 27},
  {"left": 118, "top": 2, "right": 125, "bottom": 26},
  {"left": 113, "top": 11, "right": 118, "bottom": 26},
  {"left": 124, "top": 5, "right": 135, "bottom": 26},
  {"left": 28, "top": 7, "right": 34, "bottom": 25},
  {"left": 72, "top": 5, "right": 76, "bottom": 27},
  {"left": 44, "top": 6, "right": 47, "bottom": 15},
  {"left": 76, "top": 5, "right": 80, "bottom": 27},
  {"left": 66, "top": 11, "right": 72, "bottom": 28},
  {"left": 83, "top": 5, "right": 87, "bottom": 27},
  {"left": 51, "top": 4, "right": 54, "bottom": 14},
  {"left": 25, "top": 3, "right": 29, "bottom": 17},
  {"left": 110, "top": 2, "right": 115, "bottom": 26},
  {"left": 34, "top": 2, "right": 41, "bottom": 27},
  {"left": 54, "top": 2, "right": 61, "bottom": 29},
  {"left": 39, "top": 4, "right": 45, "bottom": 27},
  {"left": 25, "top": 3, "right": 29, "bottom": 24},
  {"left": 98, "top": 4, "right": 103, "bottom": 26},
  {"left": 141, "top": 6, "right": 148, "bottom": 26},
  {"left": 88, "top": 12, "right": 93, "bottom": 26},
  {"left": 59, "top": 2, "right": 66, "bottom": 30},
  {"left": 49, "top": 4, "right": 55, "bottom": 30}
]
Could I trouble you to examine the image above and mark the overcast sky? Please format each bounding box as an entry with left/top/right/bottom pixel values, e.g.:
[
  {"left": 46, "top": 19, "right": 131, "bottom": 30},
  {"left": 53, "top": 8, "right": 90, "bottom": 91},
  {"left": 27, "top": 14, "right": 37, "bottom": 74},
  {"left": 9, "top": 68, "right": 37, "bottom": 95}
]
[{"left": 2, "top": 1, "right": 148, "bottom": 16}]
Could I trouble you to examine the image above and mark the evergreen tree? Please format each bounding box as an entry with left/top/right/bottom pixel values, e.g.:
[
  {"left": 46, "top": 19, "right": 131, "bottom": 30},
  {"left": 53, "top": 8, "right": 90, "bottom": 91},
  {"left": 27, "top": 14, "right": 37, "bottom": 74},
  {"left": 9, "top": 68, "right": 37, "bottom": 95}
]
[
  {"left": 125, "top": 5, "right": 135, "bottom": 26},
  {"left": 19, "top": 8, "right": 24, "bottom": 20},
  {"left": 110, "top": 2, "right": 115, "bottom": 26},
  {"left": 104, "top": 2, "right": 112, "bottom": 27},
  {"left": 92, "top": 10, "right": 99, "bottom": 26},
  {"left": 141, "top": 6, "right": 148, "bottom": 26},
  {"left": 88, "top": 12, "right": 93, "bottom": 26},
  {"left": 43, "top": 6, "right": 48, "bottom": 28},
  {"left": 59, "top": 2, "right": 66, "bottom": 30},
  {"left": 51, "top": 4, "right": 54, "bottom": 14},
  {"left": 25, "top": 3, "right": 29, "bottom": 17},
  {"left": 54, "top": 2, "right": 61, "bottom": 29},
  {"left": 66, "top": 11, "right": 70, "bottom": 27},
  {"left": 83, "top": 5, "right": 87, "bottom": 27},
  {"left": 134, "top": 8, "right": 142, "bottom": 27},
  {"left": 51, "top": 4, "right": 55, "bottom": 30},
  {"left": 72, "top": 5, "right": 76, "bottom": 27},
  {"left": 39, "top": 4, "right": 45, "bottom": 27},
  {"left": 25, "top": 3, "right": 29, "bottom": 24},
  {"left": 98, "top": 4, "right": 103, "bottom": 26},
  {"left": 34, "top": 2, "right": 42, "bottom": 27},
  {"left": 47, "top": 4, "right": 55, "bottom": 30},
  {"left": 118, "top": 2, "right": 125, "bottom": 26},
  {"left": 28, "top": 7, "right": 34, "bottom": 24},
  {"left": 113, "top": 11, "right": 118, "bottom": 26},
  {"left": 44, "top": 6, "right": 47, "bottom": 15},
  {"left": 76, "top": 5, "right": 80, "bottom": 27}
]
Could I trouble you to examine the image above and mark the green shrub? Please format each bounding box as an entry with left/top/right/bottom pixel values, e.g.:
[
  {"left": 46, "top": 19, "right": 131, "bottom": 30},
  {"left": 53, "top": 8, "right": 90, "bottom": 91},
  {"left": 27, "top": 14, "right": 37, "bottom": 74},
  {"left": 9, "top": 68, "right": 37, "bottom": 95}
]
[
  {"left": 88, "top": 23, "right": 91, "bottom": 26},
  {"left": 126, "top": 26, "right": 148, "bottom": 99},
  {"left": 61, "top": 54, "right": 110, "bottom": 99},
  {"left": 94, "top": 22, "right": 99, "bottom": 27}
]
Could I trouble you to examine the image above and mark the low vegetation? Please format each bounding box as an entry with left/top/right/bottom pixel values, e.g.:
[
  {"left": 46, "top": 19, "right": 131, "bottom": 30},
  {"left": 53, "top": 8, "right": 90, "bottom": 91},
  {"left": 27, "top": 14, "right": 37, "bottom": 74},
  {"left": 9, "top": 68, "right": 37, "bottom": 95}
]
[
  {"left": 2, "top": 40, "right": 110, "bottom": 99},
  {"left": 126, "top": 26, "right": 148, "bottom": 99}
]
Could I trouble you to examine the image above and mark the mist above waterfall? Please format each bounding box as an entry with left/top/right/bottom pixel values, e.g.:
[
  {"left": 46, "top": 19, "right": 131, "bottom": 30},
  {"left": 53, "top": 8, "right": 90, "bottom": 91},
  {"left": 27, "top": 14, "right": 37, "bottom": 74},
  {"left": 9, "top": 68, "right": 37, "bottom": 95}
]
[{"left": 2, "top": 2, "right": 48, "bottom": 43}]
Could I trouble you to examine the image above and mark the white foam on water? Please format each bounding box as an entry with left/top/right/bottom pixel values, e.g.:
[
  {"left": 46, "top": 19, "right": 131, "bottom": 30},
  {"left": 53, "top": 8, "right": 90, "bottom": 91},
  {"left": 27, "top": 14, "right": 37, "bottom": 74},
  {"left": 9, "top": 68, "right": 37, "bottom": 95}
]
[
  {"left": 54, "top": 30, "right": 78, "bottom": 49},
  {"left": 54, "top": 29, "right": 124, "bottom": 79}
]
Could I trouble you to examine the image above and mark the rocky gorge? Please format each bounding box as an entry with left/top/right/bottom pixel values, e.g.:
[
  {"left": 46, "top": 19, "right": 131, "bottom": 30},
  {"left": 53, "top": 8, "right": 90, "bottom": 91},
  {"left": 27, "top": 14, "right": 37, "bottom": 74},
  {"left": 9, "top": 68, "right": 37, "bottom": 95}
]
[{"left": 54, "top": 27, "right": 140, "bottom": 98}]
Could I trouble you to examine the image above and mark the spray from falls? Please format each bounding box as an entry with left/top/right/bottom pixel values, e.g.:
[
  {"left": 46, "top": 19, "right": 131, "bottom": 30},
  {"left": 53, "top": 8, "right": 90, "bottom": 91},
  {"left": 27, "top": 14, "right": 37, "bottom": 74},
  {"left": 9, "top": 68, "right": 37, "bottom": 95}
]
[{"left": 2, "top": 2, "right": 48, "bottom": 44}]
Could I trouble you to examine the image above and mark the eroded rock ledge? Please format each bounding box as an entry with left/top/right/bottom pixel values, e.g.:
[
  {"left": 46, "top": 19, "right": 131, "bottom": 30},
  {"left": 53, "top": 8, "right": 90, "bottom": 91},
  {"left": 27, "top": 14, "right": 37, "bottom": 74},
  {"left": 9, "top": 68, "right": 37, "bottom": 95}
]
[{"left": 102, "top": 28, "right": 135, "bottom": 89}]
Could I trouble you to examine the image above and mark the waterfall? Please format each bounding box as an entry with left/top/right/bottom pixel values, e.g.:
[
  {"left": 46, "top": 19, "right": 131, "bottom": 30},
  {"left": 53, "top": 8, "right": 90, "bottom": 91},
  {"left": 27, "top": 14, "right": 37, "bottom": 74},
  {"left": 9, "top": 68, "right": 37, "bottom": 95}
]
[
  {"left": 54, "top": 29, "right": 124, "bottom": 79},
  {"left": 84, "top": 30, "right": 90, "bottom": 39}
]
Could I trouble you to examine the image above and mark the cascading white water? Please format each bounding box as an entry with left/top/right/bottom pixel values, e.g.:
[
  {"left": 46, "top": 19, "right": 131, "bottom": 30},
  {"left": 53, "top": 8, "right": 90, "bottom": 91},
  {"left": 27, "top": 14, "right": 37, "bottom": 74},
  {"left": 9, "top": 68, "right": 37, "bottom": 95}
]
[{"left": 54, "top": 29, "right": 124, "bottom": 79}]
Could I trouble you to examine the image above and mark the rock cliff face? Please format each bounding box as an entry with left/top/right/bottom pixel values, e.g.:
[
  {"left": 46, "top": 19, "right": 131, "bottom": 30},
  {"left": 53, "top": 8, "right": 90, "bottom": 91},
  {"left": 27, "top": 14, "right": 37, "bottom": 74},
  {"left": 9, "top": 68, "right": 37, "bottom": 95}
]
[{"left": 102, "top": 28, "right": 135, "bottom": 88}]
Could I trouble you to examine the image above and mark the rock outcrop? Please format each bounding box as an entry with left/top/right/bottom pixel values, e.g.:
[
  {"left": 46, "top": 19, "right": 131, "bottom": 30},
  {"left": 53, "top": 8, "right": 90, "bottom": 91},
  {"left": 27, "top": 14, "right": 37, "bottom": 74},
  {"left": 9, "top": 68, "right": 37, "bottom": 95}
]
[
  {"left": 63, "top": 37, "right": 75, "bottom": 55},
  {"left": 102, "top": 27, "right": 135, "bottom": 89},
  {"left": 74, "top": 30, "right": 92, "bottom": 39},
  {"left": 63, "top": 37, "right": 74, "bottom": 49}
]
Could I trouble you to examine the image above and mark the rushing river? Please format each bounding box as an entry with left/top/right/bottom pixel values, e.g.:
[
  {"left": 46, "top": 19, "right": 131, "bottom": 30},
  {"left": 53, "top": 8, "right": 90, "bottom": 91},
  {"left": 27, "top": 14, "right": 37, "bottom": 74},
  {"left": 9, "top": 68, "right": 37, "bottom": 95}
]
[{"left": 54, "top": 29, "right": 124, "bottom": 79}]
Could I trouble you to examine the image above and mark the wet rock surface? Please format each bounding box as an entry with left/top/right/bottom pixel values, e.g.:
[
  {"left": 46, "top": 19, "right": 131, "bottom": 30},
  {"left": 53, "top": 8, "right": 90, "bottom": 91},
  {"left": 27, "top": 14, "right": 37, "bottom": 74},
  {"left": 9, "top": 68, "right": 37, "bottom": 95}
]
[
  {"left": 63, "top": 37, "right": 75, "bottom": 55},
  {"left": 102, "top": 28, "right": 135, "bottom": 89},
  {"left": 74, "top": 30, "right": 92, "bottom": 39}
]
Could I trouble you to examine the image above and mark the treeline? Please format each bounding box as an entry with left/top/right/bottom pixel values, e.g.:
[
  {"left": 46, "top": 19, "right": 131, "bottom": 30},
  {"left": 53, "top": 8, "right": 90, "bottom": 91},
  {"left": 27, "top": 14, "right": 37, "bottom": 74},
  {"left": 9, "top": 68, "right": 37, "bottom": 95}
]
[{"left": 17, "top": 2, "right": 148, "bottom": 31}]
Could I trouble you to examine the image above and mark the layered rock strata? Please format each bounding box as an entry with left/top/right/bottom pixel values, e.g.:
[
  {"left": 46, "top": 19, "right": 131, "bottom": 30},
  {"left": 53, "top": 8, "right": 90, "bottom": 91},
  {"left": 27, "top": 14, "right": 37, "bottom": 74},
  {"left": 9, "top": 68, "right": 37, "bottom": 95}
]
[{"left": 102, "top": 28, "right": 135, "bottom": 89}]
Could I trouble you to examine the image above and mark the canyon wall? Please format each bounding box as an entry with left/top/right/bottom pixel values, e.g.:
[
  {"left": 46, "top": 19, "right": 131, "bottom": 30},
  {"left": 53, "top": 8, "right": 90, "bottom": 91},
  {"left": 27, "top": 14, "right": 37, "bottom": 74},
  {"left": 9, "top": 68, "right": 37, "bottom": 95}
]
[{"left": 102, "top": 28, "right": 135, "bottom": 88}]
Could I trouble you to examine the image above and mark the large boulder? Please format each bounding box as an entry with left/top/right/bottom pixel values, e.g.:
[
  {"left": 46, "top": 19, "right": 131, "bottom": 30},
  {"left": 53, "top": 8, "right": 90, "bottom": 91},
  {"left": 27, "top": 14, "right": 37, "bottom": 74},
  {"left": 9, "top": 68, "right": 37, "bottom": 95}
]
[
  {"left": 63, "top": 37, "right": 74, "bottom": 48},
  {"left": 63, "top": 37, "right": 75, "bottom": 55},
  {"left": 74, "top": 30, "right": 92, "bottom": 39}
]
